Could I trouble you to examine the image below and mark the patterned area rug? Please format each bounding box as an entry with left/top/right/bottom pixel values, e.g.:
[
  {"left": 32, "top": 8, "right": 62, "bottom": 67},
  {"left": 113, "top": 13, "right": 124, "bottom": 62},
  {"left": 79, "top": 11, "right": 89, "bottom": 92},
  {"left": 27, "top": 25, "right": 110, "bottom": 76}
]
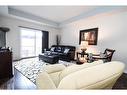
[{"left": 13, "top": 58, "right": 74, "bottom": 83}]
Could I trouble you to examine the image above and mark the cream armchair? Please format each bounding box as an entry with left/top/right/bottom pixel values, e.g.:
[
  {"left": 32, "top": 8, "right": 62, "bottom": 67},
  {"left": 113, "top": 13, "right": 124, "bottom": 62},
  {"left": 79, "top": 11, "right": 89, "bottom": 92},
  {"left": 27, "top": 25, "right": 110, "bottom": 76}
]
[{"left": 36, "top": 60, "right": 125, "bottom": 89}]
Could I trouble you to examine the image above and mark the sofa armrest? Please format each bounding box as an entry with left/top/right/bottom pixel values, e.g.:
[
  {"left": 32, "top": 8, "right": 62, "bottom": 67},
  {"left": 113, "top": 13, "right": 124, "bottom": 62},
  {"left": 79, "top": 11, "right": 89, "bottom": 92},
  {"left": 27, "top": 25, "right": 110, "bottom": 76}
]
[
  {"left": 36, "top": 72, "right": 56, "bottom": 89},
  {"left": 67, "top": 51, "right": 75, "bottom": 60},
  {"left": 43, "top": 64, "right": 66, "bottom": 74}
]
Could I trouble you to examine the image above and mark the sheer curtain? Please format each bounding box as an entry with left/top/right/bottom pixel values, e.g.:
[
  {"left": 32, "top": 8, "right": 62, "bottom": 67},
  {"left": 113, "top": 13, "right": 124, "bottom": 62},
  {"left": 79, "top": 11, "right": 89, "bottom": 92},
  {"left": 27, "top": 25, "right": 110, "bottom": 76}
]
[{"left": 20, "top": 27, "right": 42, "bottom": 58}]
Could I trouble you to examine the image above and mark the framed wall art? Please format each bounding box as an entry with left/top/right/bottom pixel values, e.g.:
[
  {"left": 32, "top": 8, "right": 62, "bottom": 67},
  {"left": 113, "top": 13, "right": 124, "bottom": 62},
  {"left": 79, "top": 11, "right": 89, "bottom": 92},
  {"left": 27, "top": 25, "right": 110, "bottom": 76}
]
[{"left": 79, "top": 28, "right": 98, "bottom": 45}]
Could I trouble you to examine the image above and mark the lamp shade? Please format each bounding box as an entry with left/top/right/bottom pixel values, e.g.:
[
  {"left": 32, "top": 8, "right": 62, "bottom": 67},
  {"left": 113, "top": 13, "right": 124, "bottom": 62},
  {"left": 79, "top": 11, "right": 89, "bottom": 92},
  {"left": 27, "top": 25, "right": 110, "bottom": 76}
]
[{"left": 80, "top": 41, "right": 88, "bottom": 49}]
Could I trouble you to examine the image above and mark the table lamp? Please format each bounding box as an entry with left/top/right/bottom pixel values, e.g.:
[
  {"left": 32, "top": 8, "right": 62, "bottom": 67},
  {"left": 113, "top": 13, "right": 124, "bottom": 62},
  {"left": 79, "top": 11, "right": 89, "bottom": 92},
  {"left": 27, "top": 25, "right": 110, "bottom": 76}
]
[{"left": 80, "top": 41, "right": 88, "bottom": 54}]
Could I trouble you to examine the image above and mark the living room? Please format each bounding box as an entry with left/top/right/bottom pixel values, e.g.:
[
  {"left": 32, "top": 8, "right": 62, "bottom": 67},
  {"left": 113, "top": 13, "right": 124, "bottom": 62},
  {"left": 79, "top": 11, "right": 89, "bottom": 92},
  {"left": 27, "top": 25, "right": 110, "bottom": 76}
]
[{"left": 0, "top": 5, "right": 127, "bottom": 91}]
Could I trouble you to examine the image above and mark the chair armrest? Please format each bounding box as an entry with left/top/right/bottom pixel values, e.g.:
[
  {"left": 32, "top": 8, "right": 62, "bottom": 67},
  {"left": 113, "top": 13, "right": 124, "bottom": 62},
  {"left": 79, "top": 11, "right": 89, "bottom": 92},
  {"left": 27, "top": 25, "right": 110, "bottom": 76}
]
[
  {"left": 36, "top": 72, "right": 56, "bottom": 89},
  {"left": 43, "top": 64, "right": 66, "bottom": 74}
]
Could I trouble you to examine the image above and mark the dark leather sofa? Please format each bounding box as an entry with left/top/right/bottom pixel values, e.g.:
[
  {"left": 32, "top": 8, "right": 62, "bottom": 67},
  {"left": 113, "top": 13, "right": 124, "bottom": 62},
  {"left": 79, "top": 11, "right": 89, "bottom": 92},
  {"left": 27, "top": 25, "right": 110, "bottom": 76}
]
[{"left": 45, "top": 45, "right": 76, "bottom": 62}]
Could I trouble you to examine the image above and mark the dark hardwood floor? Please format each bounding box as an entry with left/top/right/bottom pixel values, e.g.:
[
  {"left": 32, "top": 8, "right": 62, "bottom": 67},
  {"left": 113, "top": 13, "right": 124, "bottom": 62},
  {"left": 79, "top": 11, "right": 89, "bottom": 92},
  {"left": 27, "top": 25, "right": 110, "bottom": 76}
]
[
  {"left": 113, "top": 73, "right": 127, "bottom": 89},
  {"left": 0, "top": 68, "right": 37, "bottom": 90},
  {"left": 0, "top": 67, "right": 127, "bottom": 89}
]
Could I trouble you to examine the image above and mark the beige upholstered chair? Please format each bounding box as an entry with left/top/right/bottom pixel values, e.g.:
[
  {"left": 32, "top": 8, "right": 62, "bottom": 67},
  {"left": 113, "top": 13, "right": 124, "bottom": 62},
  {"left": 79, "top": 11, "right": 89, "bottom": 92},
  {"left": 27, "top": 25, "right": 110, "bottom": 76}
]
[{"left": 36, "top": 60, "right": 125, "bottom": 89}]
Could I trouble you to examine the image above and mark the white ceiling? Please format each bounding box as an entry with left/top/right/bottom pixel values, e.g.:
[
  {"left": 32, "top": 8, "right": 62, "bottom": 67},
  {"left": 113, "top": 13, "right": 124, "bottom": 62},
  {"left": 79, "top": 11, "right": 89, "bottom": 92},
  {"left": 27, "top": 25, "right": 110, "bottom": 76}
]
[
  {"left": 0, "top": 6, "right": 126, "bottom": 27},
  {"left": 9, "top": 6, "right": 97, "bottom": 23}
]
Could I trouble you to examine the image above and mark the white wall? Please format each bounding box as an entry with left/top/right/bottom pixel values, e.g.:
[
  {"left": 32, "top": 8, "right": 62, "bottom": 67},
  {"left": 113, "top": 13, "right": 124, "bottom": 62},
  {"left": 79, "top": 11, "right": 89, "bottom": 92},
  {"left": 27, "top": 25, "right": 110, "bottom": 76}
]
[
  {"left": 60, "top": 11, "right": 127, "bottom": 71},
  {"left": 0, "top": 15, "right": 60, "bottom": 60}
]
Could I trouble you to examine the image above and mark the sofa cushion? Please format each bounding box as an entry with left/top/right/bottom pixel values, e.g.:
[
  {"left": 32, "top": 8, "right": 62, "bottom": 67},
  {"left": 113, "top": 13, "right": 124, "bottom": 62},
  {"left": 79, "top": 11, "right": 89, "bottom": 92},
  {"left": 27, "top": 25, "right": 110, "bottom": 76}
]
[
  {"left": 51, "top": 52, "right": 59, "bottom": 55},
  {"left": 59, "top": 60, "right": 103, "bottom": 80},
  {"left": 54, "top": 47, "right": 62, "bottom": 52}
]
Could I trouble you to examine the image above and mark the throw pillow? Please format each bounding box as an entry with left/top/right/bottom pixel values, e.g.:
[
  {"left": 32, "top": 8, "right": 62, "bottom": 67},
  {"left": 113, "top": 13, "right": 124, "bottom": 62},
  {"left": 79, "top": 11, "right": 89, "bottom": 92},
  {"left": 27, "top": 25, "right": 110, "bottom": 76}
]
[
  {"left": 64, "top": 48, "right": 70, "bottom": 54},
  {"left": 57, "top": 47, "right": 61, "bottom": 52},
  {"left": 50, "top": 47, "right": 55, "bottom": 52}
]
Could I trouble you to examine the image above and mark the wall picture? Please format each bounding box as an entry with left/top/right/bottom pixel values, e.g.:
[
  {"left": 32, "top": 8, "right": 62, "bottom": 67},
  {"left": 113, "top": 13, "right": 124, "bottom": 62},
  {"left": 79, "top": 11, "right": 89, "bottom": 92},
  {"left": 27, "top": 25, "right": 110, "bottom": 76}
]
[{"left": 79, "top": 28, "right": 98, "bottom": 45}]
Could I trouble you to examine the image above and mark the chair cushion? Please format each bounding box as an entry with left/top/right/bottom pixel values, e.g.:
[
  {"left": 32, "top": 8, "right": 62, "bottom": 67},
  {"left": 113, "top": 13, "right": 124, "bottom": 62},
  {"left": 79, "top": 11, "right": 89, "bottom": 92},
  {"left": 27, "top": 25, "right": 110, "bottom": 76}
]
[{"left": 59, "top": 60, "right": 103, "bottom": 80}]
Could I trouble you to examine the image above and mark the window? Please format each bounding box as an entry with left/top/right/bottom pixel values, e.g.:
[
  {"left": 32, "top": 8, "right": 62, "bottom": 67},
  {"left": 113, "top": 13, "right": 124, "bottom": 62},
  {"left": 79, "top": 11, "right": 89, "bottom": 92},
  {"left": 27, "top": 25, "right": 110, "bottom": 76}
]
[{"left": 20, "top": 27, "right": 42, "bottom": 58}]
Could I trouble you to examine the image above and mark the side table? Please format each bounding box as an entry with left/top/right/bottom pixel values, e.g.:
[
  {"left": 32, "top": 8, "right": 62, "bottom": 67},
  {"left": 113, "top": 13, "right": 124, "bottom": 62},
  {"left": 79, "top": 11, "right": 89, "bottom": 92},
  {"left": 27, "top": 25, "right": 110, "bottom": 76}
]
[{"left": 76, "top": 52, "right": 88, "bottom": 64}]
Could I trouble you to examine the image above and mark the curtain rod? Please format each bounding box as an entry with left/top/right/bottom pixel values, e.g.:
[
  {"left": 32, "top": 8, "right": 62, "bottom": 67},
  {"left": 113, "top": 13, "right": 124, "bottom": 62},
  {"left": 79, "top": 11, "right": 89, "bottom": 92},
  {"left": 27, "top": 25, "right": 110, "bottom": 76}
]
[{"left": 19, "top": 26, "right": 48, "bottom": 32}]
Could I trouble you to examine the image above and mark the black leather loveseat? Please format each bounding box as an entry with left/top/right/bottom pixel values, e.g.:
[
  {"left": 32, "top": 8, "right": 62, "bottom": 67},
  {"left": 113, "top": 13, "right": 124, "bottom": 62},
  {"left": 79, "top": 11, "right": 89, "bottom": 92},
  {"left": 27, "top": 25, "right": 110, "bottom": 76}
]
[{"left": 45, "top": 45, "right": 76, "bottom": 62}]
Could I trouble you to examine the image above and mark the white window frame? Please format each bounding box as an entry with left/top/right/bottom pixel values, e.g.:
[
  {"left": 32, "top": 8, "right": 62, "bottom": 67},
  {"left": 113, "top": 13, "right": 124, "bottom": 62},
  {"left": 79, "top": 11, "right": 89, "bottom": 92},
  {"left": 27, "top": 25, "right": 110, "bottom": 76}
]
[{"left": 20, "top": 27, "right": 42, "bottom": 58}]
